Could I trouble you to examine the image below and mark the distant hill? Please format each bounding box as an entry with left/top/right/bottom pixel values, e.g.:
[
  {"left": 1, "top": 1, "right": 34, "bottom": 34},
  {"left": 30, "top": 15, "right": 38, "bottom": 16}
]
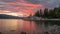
[{"left": 0, "top": 14, "right": 20, "bottom": 19}]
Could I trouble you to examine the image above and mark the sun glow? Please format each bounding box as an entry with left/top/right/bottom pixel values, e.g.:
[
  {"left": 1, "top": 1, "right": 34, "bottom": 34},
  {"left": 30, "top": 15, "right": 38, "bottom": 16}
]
[
  {"left": 0, "top": 10, "right": 30, "bottom": 17},
  {"left": 0, "top": 10, "right": 18, "bottom": 16},
  {"left": 6, "top": 13, "right": 19, "bottom": 16}
]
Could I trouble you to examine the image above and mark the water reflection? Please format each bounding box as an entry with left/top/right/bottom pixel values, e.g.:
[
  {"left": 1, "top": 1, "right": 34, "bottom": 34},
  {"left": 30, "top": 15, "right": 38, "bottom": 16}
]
[
  {"left": 0, "top": 19, "right": 60, "bottom": 34},
  {"left": 17, "top": 19, "right": 45, "bottom": 34},
  {"left": 0, "top": 19, "right": 18, "bottom": 34}
]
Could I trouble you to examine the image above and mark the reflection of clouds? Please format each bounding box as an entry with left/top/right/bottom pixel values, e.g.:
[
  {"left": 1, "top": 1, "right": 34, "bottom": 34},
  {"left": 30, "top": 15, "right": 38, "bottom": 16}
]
[{"left": 0, "top": 19, "right": 18, "bottom": 33}]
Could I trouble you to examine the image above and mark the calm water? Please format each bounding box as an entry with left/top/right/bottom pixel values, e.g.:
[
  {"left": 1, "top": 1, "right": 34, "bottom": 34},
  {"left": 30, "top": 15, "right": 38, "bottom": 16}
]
[{"left": 0, "top": 19, "right": 60, "bottom": 34}]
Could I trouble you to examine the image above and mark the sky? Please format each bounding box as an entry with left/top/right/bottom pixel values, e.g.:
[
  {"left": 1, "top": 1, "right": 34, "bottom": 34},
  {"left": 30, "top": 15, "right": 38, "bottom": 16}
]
[{"left": 0, "top": 0, "right": 60, "bottom": 17}]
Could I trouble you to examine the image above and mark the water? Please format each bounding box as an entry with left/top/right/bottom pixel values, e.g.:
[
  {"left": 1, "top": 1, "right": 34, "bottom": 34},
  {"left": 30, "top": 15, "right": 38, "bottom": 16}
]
[{"left": 0, "top": 19, "right": 60, "bottom": 34}]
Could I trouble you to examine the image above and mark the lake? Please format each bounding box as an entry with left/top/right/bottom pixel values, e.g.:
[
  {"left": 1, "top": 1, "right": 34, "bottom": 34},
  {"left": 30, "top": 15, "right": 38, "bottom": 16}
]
[{"left": 0, "top": 19, "right": 60, "bottom": 34}]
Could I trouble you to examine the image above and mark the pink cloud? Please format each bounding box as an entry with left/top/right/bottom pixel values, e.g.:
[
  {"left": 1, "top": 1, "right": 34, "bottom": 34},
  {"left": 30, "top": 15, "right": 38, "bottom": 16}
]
[{"left": 0, "top": 0, "right": 44, "bottom": 16}]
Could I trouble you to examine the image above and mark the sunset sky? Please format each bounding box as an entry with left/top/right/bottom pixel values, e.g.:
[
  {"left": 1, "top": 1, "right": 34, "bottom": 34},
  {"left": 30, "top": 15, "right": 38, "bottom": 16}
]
[{"left": 0, "top": 0, "right": 60, "bottom": 17}]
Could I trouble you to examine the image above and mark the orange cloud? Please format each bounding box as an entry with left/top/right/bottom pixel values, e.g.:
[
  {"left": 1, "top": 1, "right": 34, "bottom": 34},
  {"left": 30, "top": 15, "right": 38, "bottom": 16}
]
[
  {"left": 2, "top": 2, "right": 44, "bottom": 17},
  {"left": 24, "top": 3, "right": 43, "bottom": 7}
]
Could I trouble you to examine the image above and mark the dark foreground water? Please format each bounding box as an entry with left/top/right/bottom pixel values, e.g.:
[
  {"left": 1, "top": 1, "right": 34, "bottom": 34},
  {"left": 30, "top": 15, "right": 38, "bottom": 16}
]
[{"left": 0, "top": 19, "right": 60, "bottom": 34}]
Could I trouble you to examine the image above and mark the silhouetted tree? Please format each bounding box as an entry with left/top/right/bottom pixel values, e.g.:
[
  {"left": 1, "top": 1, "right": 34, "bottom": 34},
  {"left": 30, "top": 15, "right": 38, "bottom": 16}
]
[
  {"left": 39, "top": 9, "right": 43, "bottom": 17},
  {"left": 44, "top": 8, "right": 49, "bottom": 18},
  {"left": 55, "top": 7, "right": 60, "bottom": 18},
  {"left": 34, "top": 10, "right": 40, "bottom": 17},
  {"left": 33, "top": 9, "right": 43, "bottom": 17},
  {"left": 33, "top": 6, "right": 60, "bottom": 18}
]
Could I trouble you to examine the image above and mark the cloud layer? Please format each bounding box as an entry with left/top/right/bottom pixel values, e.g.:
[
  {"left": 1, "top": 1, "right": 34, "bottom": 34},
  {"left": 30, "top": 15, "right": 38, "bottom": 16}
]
[{"left": 0, "top": 0, "right": 60, "bottom": 16}]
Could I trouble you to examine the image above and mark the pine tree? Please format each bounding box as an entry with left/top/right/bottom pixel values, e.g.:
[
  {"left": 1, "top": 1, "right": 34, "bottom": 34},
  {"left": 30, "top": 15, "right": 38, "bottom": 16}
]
[
  {"left": 44, "top": 8, "right": 49, "bottom": 18},
  {"left": 39, "top": 9, "right": 42, "bottom": 17},
  {"left": 34, "top": 10, "right": 40, "bottom": 17}
]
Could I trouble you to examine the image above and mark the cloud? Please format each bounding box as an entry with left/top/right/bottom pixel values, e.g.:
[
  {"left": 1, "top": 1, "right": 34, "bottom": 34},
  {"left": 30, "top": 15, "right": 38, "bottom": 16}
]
[
  {"left": 0, "top": 0, "right": 60, "bottom": 8},
  {"left": 24, "top": 0, "right": 41, "bottom": 4},
  {"left": 24, "top": 0, "right": 60, "bottom": 9},
  {"left": 0, "top": 0, "right": 43, "bottom": 12},
  {"left": 0, "top": 0, "right": 60, "bottom": 16},
  {"left": 0, "top": 0, "right": 19, "bottom": 2}
]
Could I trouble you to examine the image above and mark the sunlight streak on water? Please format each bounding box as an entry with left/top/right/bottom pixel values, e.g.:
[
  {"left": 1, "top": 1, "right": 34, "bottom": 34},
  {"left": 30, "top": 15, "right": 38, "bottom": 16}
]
[{"left": 0, "top": 19, "right": 45, "bottom": 34}]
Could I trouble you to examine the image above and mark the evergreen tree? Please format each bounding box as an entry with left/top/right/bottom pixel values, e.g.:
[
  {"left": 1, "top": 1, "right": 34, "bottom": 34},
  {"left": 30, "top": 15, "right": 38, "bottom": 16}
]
[
  {"left": 33, "top": 6, "right": 60, "bottom": 18},
  {"left": 47, "top": 7, "right": 60, "bottom": 18},
  {"left": 55, "top": 7, "right": 60, "bottom": 18},
  {"left": 39, "top": 9, "right": 42, "bottom": 17},
  {"left": 33, "top": 9, "right": 43, "bottom": 17},
  {"left": 48, "top": 9, "right": 53, "bottom": 18},
  {"left": 34, "top": 10, "right": 40, "bottom": 17},
  {"left": 44, "top": 8, "right": 49, "bottom": 18}
]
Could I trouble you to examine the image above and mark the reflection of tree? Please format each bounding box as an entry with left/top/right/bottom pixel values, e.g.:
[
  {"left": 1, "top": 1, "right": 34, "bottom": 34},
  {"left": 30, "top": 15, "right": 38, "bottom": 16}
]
[{"left": 0, "top": 32, "right": 2, "bottom": 34}]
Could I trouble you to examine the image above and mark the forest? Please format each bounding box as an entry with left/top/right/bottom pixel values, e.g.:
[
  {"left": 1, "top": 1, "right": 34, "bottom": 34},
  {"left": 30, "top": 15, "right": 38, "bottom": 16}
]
[{"left": 34, "top": 6, "right": 60, "bottom": 19}]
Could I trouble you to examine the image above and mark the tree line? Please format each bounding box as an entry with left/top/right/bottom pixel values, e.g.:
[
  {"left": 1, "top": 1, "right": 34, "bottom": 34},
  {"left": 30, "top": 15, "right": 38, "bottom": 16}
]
[{"left": 34, "top": 6, "right": 60, "bottom": 19}]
